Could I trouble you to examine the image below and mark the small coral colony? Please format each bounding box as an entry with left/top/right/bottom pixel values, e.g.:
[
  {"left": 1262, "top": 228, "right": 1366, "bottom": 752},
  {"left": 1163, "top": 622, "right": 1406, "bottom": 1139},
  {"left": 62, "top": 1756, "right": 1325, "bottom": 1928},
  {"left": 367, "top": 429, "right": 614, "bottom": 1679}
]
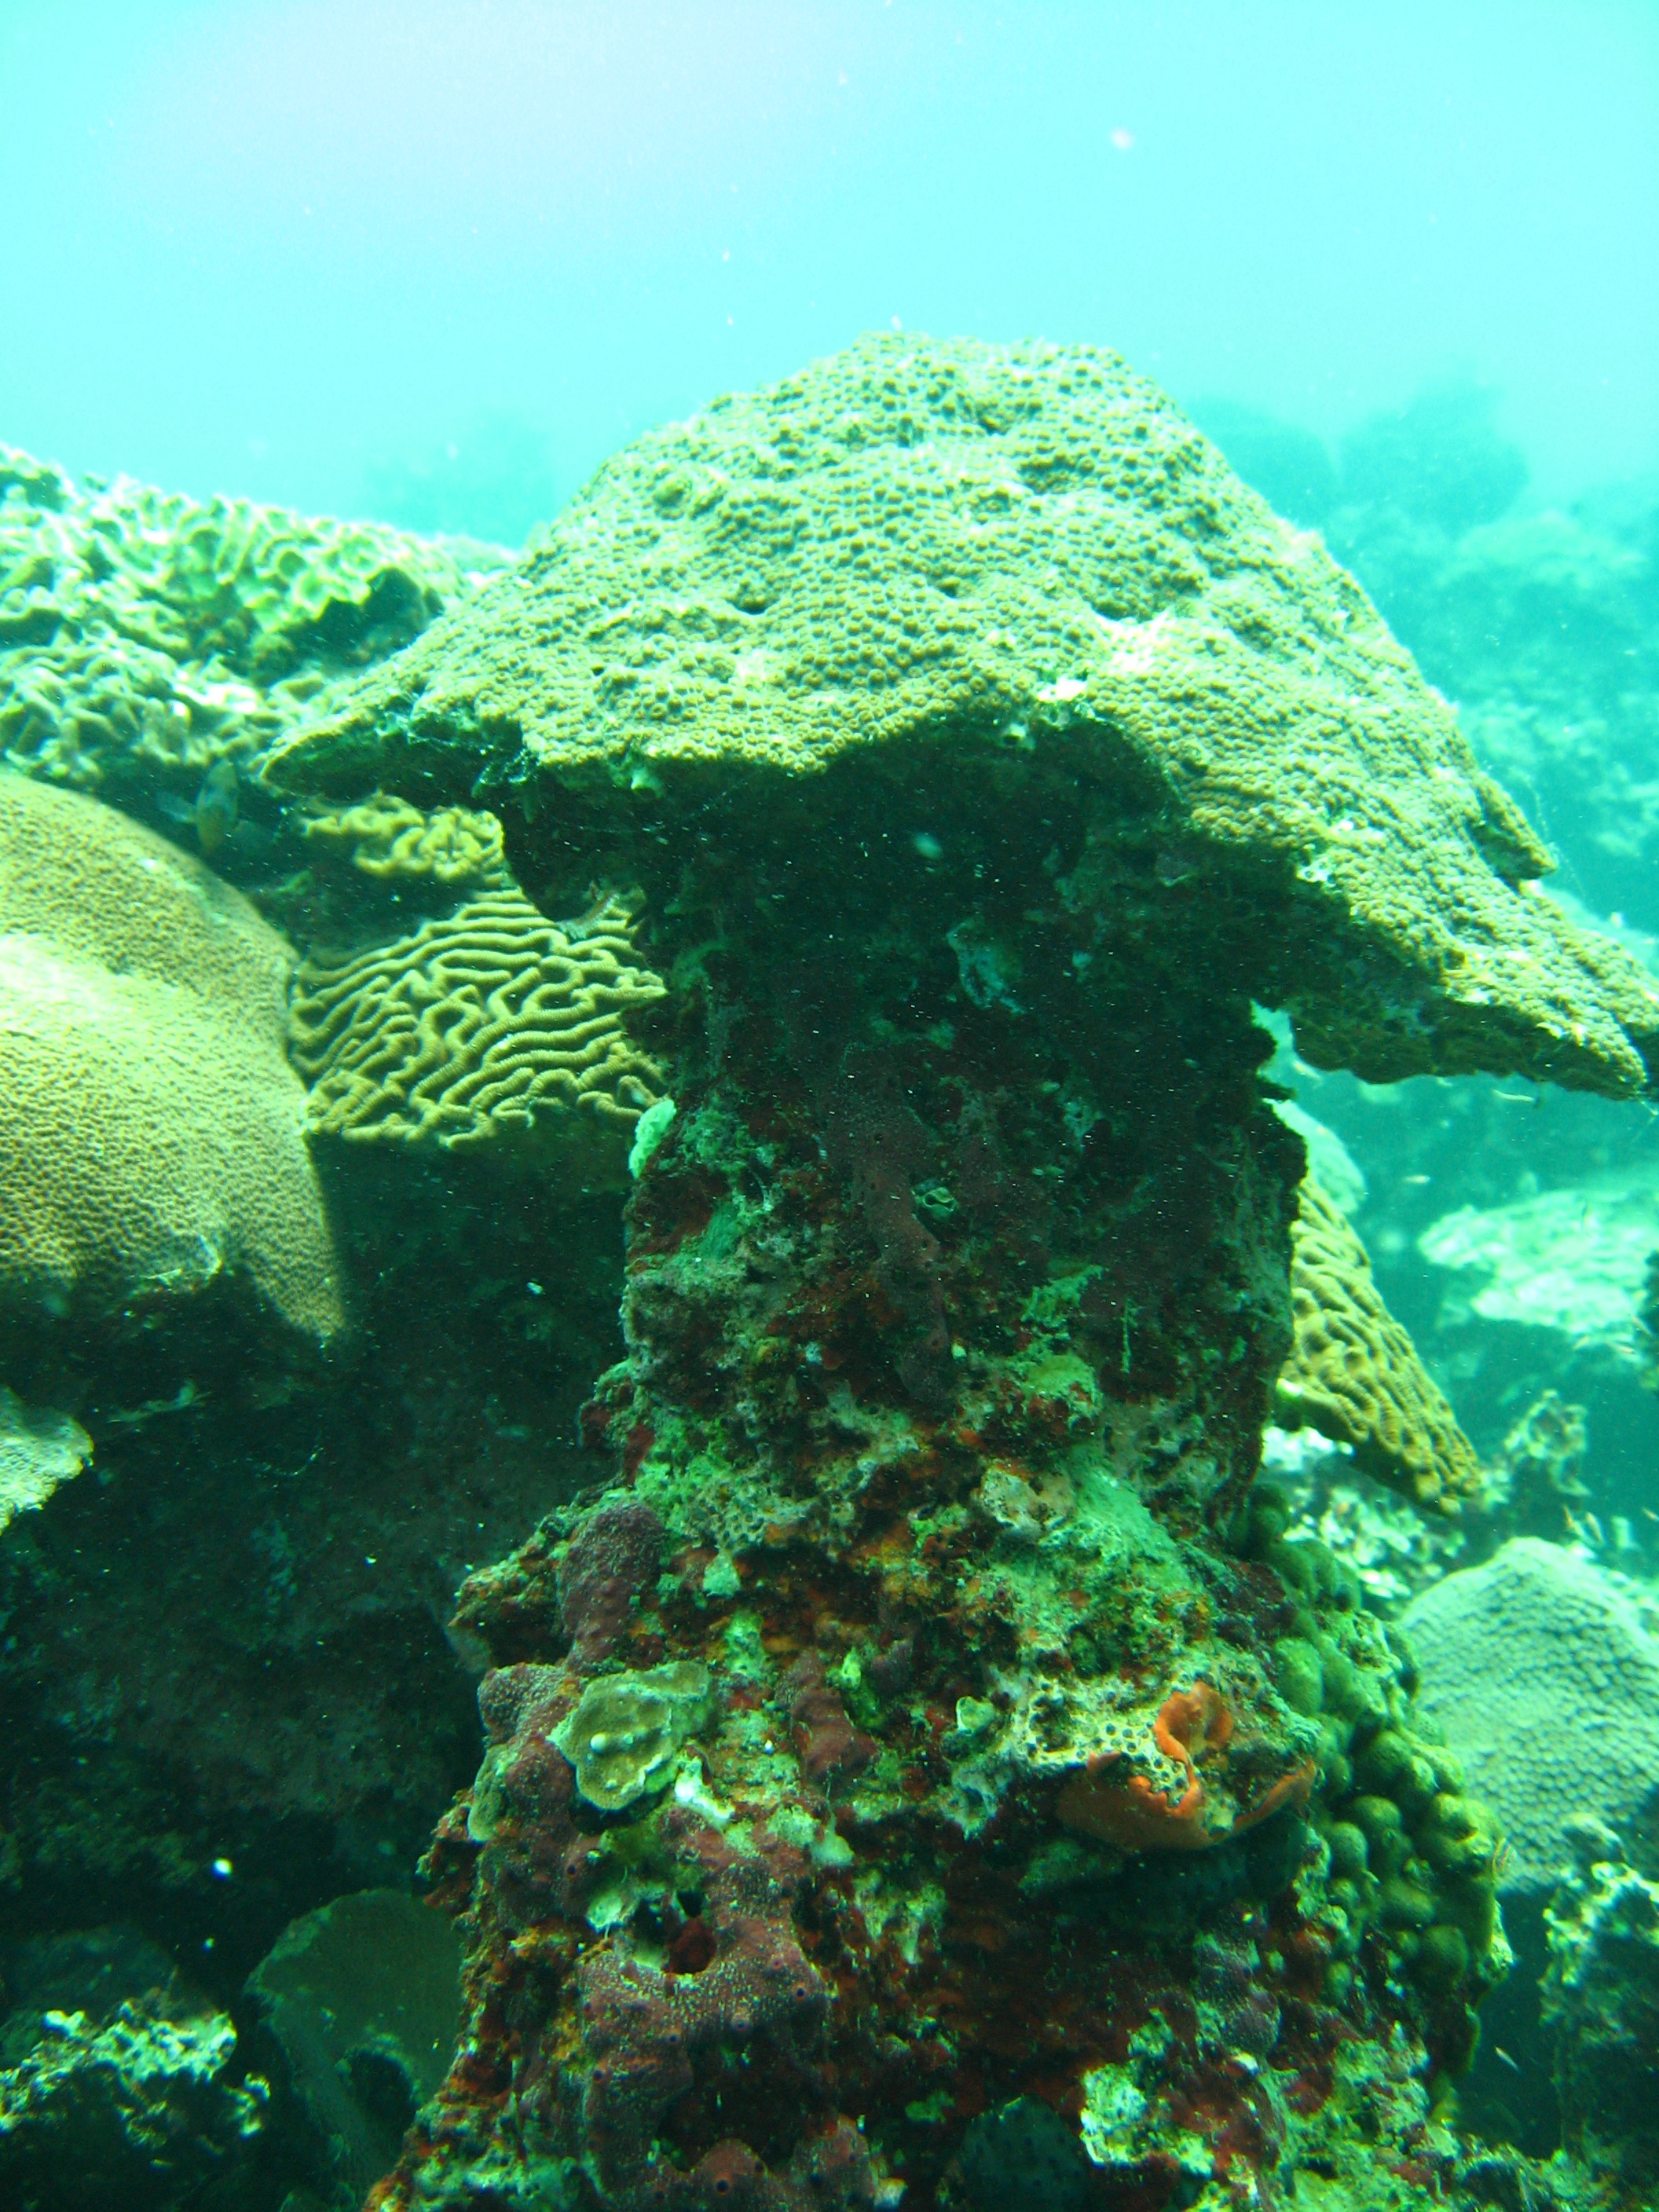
[{"left": 2, "top": 335, "right": 1657, "bottom": 2211}]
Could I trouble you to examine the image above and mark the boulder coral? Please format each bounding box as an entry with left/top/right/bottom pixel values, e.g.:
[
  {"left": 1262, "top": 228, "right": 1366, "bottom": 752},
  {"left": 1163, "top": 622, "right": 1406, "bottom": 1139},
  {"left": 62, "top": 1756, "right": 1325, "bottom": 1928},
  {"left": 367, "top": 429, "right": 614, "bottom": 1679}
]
[
  {"left": 1404, "top": 1537, "right": 1659, "bottom": 1897},
  {"left": 0, "top": 773, "right": 344, "bottom": 1340}
]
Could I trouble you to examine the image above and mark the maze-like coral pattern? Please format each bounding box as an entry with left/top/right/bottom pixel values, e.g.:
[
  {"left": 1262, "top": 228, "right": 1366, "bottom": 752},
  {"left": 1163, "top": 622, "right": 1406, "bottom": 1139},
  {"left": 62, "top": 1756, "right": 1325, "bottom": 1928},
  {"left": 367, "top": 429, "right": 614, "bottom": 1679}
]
[
  {"left": 1279, "top": 1178, "right": 1482, "bottom": 1511},
  {"left": 288, "top": 888, "right": 666, "bottom": 1153}
]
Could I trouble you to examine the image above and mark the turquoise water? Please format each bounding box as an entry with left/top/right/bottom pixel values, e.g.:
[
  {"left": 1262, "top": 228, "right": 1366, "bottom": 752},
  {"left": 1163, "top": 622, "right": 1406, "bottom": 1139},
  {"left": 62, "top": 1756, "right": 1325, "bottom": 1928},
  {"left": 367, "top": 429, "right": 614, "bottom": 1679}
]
[
  {"left": 2, "top": 10, "right": 1657, "bottom": 2211},
  {"left": 3, "top": 3, "right": 1656, "bottom": 528}
]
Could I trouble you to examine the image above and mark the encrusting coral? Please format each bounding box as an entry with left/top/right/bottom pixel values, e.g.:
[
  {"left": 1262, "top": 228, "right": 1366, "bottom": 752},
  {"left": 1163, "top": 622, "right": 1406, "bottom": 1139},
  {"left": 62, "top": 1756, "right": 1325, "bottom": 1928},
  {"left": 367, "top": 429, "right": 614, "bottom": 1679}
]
[
  {"left": 1277, "top": 1177, "right": 1484, "bottom": 1511},
  {"left": 287, "top": 888, "right": 666, "bottom": 1161},
  {"left": 0, "top": 773, "right": 344, "bottom": 1340},
  {"left": 269, "top": 332, "right": 1659, "bottom": 1098}
]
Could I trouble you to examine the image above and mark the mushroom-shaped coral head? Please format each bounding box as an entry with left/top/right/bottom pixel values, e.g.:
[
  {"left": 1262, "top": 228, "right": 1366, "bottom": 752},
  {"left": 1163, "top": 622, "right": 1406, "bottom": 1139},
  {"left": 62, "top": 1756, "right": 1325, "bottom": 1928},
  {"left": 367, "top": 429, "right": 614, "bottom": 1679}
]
[{"left": 268, "top": 332, "right": 1658, "bottom": 1099}]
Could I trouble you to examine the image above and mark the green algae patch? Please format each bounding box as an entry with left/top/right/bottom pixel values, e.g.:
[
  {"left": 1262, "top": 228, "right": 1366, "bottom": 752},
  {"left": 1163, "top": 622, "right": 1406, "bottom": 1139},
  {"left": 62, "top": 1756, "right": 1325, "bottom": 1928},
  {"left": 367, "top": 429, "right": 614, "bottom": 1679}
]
[{"left": 268, "top": 332, "right": 1657, "bottom": 1097}]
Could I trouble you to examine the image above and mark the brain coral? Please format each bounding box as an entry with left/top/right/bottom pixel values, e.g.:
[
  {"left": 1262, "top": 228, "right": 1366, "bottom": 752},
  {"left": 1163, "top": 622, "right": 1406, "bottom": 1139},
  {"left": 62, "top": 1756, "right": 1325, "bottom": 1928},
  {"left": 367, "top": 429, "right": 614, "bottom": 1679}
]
[
  {"left": 0, "top": 442, "right": 507, "bottom": 801},
  {"left": 298, "top": 792, "right": 508, "bottom": 887},
  {"left": 0, "top": 774, "right": 344, "bottom": 1339},
  {"left": 265, "top": 333, "right": 1659, "bottom": 1097},
  {"left": 1277, "top": 1178, "right": 1481, "bottom": 1511},
  {"left": 287, "top": 888, "right": 665, "bottom": 1158},
  {"left": 1404, "top": 1538, "right": 1659, "bottom": 1894}
]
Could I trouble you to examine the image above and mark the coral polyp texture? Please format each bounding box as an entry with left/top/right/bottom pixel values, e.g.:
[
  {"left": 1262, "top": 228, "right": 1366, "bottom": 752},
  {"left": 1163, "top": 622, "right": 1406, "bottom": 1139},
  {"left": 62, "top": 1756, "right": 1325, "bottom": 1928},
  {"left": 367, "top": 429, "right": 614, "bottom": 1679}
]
[
  {"left": 1403, "top": 1538, "right": 1659, "bottom": 1898},
  {"left": 287, "top": 888, "right": 667, "bottom": 1160},
  {"left": 1277, "top": 1177, "right": 1483, "bottom": 1511},
  {"left": 309, "top": 339, "right": 1581, "bottom": 2212},
  {"left": 267, "top": 332, "right": 1659, "bottom": 1097},
  {"left": 0, "top": 441, "right": 507, "bottom": 811},
  {"left": 0, "top": 773, "right": 344, "bottom": 1339}
]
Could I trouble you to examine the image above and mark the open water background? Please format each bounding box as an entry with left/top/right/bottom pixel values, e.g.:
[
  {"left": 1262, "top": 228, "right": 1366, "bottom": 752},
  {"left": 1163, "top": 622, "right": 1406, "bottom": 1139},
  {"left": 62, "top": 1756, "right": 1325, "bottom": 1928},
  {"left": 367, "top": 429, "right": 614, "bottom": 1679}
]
[{"left": 1, "top": 2, "right": 1655, "bottom": 538}]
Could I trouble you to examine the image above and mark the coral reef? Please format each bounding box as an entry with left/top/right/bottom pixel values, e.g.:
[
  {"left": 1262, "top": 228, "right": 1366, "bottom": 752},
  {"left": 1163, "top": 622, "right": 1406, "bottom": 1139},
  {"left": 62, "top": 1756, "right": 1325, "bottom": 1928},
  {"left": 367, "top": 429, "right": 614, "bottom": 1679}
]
[
  {"left": 287, "top": 888, "right": 667, "bottom": 1165},
  {"left": 1404, "top": 1539, "right": 1659, "bottom": 1896},
  {"left": 1483, "top": 1390, "right": 1592, "bottom": 1544},
  {"left": 0, "top": 1990, "right": 267, "bottom": 2210},
  {"left": 1543, "top": 1819, "right": 1659, "bottom": 2199},
  {"left": 1420, "top": 1175, "right": 1659, "bottom": 1365},
  {"left": 7, "top": 350, "right": 1652, "bottom": 2210},
  {"left": 0, "top": 1386, "right": 90, "bottom": 1532},
  {"left": 1278, "top": 1178, "right": 1483, "bottom": 1511},
  {"left": 1262, "top": 1427, "right": 1474, "bottom": 1611},
  {"left": 0, "top": 774, "right": 343, "bottom": 1340},
  {"left": 266, "top": 340, "right": 1598, "bottom": 2211},
  {"left": 0, "top": 443, "right": 507, "bottom": 819}
]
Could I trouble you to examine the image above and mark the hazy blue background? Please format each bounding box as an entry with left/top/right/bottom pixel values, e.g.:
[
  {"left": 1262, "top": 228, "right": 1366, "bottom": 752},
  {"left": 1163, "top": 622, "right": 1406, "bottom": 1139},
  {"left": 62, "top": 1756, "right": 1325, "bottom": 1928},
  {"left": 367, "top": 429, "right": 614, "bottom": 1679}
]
[{"left": 2, "top": 0, "right": 1655, "bottom": 544}]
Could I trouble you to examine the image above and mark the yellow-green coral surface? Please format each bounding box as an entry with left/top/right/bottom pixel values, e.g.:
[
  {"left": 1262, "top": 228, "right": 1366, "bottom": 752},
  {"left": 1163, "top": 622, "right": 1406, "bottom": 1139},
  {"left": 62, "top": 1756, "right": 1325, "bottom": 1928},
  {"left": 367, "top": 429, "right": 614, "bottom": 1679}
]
[
  {"left": 0, "top": 443, "right": 507, "bottom": 798},
  {"left": 1279, "top": 1179, "right": 1484, "bottom": 1512},
  {"left": 288, "top": 888, "right": 665, "bottom": 1157},
  {"left": 0, "top": 774, "right": 344, "bottom": 1339},
  {"left": 266, "top": 334, "right": 1659, "bottom": 1097}
]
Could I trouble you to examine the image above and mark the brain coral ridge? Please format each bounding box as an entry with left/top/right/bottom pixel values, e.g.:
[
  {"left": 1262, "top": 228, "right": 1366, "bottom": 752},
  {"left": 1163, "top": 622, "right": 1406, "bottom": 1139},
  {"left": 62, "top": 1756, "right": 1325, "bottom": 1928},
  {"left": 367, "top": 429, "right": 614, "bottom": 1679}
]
[
  {"left": 288, "top": 888, "right": 666, "bottom": 1153},
  {"left": 298, "top": 790, "right": 508, "bottom": 887},
  {"left": 0, "top": 774, "right": 344, "bottom": 1339},
  {"left": 1278, "top": 1177, "right": 1483, "bottom": 1512},
  {"left": 0, "top": 442, "right": 507, "bottom": 797},
  {"left": 265, "top": 333, "right": 1659, "bottom": 1099}
]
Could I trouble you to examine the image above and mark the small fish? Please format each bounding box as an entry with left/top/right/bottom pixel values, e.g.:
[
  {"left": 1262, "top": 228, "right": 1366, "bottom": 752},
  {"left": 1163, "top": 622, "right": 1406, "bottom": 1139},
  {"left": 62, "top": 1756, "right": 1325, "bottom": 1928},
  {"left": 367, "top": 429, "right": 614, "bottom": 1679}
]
[
  {"left": 192, "top": 760, "right": 240, "bottom": 855},
  {"left": 1493, "top": 2045, "right": 1521, "bottom": 2073},
  {"left": 156, "top": 760, "right": 240, "bottom": 855}
]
